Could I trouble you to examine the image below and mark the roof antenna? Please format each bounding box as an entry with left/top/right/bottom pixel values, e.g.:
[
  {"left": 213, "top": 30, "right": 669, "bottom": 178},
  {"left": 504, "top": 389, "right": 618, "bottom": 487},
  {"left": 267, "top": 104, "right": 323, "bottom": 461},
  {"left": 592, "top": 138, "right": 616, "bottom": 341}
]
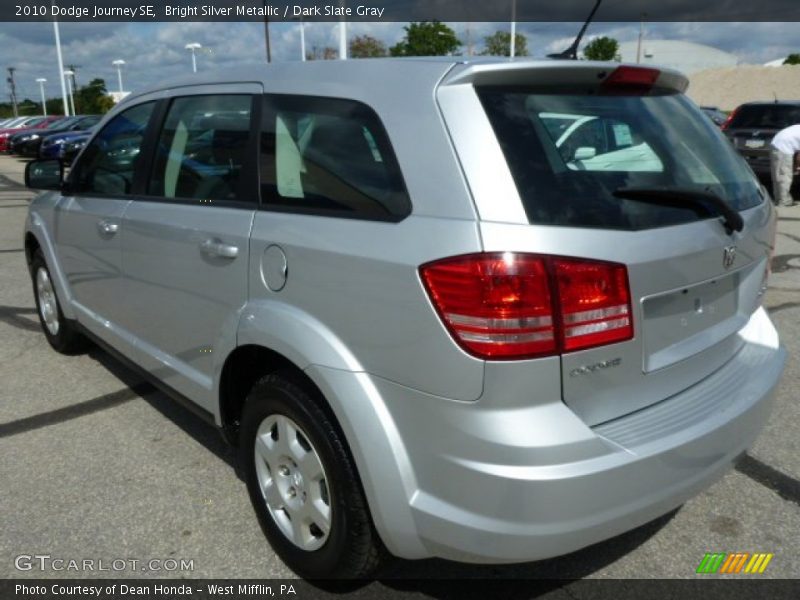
[
  {"left": 774, "top": 91, "right": 779, "bottom": 103},
  {"left": 547, "top": 0, "right": 604, "bottom": 60}
]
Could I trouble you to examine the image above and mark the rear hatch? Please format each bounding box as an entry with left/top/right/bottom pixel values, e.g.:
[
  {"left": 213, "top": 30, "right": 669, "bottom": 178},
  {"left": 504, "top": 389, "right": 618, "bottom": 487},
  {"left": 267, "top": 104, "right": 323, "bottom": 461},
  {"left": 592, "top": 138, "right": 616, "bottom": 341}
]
[
  {"left": 440, "top": 62, "right": 775, "bottom": 426},
  {"left": 725, "top": 104, "right": 800, "bottom": 173}
]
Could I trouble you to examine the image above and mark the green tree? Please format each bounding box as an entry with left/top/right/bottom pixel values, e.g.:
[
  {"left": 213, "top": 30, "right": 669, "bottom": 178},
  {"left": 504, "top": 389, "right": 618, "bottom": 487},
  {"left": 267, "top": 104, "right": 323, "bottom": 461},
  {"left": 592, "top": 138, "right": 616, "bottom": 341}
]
[
  {"left": 480, "top": 31, "right": 529, "bottom": 57},
  {"left": 784, "top": 53, "right": 800, "bottom": 65},
  {"left": 306, "top": 46, "right": 338, "bottom": 61},
  {"left": 0, "top": 98, "right": 46, "bottom": 118},
  {"left": 390, "top": 21, "right": 461, "bottom": 57},
  {"left": 350, "top": 34, "right": 388, "bottom": 58},
  {"left": 45, "top": 98, "right": 68, "bottom": 116},
  {"left": 74, "top": 78, "right": 115, "bottom": 114},
  {"left": 583, "top": 36, "right": 621, "bottom": 61}
]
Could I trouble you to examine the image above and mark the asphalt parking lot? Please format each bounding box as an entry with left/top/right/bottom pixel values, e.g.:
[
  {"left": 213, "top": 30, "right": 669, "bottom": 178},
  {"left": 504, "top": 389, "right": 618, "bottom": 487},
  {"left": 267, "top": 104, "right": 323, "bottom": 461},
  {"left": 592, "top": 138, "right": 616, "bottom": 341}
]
[{"left": 1, "top": 153, "right": 799, "bottom": 590}]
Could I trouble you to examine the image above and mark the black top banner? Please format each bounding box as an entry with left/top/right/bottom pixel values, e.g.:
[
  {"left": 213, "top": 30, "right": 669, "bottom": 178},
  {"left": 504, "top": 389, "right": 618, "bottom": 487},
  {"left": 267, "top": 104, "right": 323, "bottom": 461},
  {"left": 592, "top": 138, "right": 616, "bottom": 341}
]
[{"left": 5, "top": 0, "right": 800, "bottom": 22}]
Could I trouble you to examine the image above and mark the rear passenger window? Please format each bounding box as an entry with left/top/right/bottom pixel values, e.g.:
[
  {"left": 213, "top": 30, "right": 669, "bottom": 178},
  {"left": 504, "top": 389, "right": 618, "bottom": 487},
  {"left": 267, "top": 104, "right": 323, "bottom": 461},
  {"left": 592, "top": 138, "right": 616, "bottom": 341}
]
[
  {"left": 148, "top": 95, "right": 253, "bottom": 202},
  {"left": 73, "top": 102, "right": 154, "bottom": 196},
  {"left": 260, "top": 95, "right": 410, "bottom": 220}
]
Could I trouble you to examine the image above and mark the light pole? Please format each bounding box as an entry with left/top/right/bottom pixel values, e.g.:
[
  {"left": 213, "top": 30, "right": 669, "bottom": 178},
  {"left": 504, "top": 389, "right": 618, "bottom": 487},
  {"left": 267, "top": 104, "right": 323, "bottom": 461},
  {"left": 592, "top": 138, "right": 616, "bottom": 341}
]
[
  {"left": 112, "top": 59, "right": 126, "bottom": 94},
  {"left": 636, "top": 13, "right": 647, "bottom": 64},
  {"left": 185, "top": 43, "right": 202, "bottom": 73},
  {"left": 338, "top": 0, "right": 347, "bottom": 60},
  {"left": 510, "top": 0, "right": 517, "bottom": 58},
  {"left": 36, "top": 78, "right": 47, "bottom": 116},
  {"left": 300, "top": 19, "right": 306, "bottom": 61},
  {"left": 52, "top": 1, "right": 69, "bottom": 117},
  {"left": 63, "top": 70, "right": 76, "bottom": 116}
]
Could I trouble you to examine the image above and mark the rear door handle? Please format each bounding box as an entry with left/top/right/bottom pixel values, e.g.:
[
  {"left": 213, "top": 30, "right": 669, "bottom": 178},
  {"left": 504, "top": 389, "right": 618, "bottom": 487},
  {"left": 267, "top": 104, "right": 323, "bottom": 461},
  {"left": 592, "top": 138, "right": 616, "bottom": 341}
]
[
  {"left": 97, "top": 220, "right": 119, "bottom": 235},
  {"left": 201, "top": 239, "right": 239, "bottom": 259}
]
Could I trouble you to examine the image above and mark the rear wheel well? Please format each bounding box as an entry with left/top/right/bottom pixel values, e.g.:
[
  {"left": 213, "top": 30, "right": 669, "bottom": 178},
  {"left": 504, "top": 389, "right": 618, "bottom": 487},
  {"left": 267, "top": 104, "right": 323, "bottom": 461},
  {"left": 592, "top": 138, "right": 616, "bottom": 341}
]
[
  {"left": 220, "top": 345, "right": 322, "bottom": 447},
  {"left": 221, "top": 345, "right": 389, "bottom": 564}
]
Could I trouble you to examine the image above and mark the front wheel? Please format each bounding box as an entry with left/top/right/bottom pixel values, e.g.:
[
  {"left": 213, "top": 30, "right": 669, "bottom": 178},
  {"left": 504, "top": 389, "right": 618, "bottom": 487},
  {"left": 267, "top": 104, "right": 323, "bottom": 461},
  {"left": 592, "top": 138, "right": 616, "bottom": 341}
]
[
  {"left": 30, "top": 250, "right": 88, "bottom": 354},
  {"left": 239, "top": 372, "right": 386, "bottom": 578}
]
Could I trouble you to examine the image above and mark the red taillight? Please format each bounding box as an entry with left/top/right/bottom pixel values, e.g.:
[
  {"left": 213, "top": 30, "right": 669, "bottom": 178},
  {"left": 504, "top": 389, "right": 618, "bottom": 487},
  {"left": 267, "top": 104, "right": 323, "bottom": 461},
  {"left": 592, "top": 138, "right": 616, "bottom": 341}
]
[
  {"left": 603, "top": 66, "right": 661, "bottom": 90},
  {"left": 721, "top": 107, "right": 739, "bottom": 131},
  {"left": 553, "top": 259, "right": 632, "bottom": 351},
  {"left": 420, "top": 253, "right": 633, "bottom": 360},
  {"left": 420, "top": 253, "right": 556, "bottom": 359}
]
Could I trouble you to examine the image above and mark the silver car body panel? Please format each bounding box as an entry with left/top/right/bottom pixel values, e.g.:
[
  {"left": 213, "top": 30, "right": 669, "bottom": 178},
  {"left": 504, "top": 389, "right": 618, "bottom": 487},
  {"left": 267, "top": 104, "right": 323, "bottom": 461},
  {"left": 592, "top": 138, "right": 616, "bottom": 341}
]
[
  {"left": 53, "top": 196, "right": 131, "bottom": 341},
  {"left": 25, "top": 58, "right": 786, "bottom": 563},
  {"left": 477, "top": 207, "right": 774, "bottom": 425},
  {"left": 25, "top": 192, "right": 76, "bottom": 319}
]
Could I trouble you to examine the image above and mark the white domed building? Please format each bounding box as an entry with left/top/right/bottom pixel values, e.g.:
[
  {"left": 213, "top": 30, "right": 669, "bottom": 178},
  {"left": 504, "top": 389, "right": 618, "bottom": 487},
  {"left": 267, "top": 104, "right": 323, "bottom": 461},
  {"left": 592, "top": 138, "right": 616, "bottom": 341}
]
[{"left": 617, "top": 40, "right": 740, "bottom": 74}]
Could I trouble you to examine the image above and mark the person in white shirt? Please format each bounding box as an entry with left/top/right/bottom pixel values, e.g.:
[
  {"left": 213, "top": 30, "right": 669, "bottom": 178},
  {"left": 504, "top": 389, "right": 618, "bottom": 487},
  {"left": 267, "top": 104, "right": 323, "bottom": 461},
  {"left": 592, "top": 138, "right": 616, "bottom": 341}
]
[{"left": 770, "top": 124, "right": 800, "bottom": 207}]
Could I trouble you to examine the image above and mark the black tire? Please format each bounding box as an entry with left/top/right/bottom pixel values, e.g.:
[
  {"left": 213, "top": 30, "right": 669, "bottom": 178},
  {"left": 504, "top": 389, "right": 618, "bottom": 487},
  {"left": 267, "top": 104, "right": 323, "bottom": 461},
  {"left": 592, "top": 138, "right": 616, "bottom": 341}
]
[
  {"left": 239, "top": 371, "right": 386, "bottom": 579},
  {"left": 30, "top": 249, "right": 89, "bottom": 354}
]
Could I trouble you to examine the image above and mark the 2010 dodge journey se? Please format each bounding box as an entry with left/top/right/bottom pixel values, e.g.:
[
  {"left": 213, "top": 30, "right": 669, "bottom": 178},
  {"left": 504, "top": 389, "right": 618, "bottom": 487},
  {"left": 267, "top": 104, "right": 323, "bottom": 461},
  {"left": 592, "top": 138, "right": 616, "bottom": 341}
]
[{"left": 24, "top": 58, "right": 786, "bottom": 578}]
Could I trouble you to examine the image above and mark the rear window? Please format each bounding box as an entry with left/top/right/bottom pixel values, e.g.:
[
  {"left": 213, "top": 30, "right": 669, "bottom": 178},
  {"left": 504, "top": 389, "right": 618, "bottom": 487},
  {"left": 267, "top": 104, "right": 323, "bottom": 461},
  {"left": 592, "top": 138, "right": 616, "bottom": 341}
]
[
  {"left": 728, "top": 104, "right": 800, "bottom": 129},
  {"left": 478, "top": 87, "right": 762, "bottom": 230}
]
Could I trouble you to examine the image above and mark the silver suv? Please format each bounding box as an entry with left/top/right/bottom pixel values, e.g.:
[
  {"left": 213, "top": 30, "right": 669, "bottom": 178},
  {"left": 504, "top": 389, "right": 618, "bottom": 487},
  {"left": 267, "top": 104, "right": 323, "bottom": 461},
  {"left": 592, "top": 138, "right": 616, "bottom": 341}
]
[{"left": 24, "top": 59, "right": 786, "bottom": 578}]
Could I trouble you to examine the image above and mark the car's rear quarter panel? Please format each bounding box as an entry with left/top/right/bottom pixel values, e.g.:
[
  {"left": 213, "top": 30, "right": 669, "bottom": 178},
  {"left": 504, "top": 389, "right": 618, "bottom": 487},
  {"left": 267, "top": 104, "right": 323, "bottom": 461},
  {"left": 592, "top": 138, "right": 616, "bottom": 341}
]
[{"left": 242, "top": 60, "right": 488, "bottom": 400}]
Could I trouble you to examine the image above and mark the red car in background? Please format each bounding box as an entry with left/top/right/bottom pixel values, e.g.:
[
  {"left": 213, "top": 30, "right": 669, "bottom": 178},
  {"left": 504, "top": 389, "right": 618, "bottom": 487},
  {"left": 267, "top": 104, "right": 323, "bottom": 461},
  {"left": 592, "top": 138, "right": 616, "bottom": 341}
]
[{"left": 0, "top": 116, "right": 63, "bottom": 152}]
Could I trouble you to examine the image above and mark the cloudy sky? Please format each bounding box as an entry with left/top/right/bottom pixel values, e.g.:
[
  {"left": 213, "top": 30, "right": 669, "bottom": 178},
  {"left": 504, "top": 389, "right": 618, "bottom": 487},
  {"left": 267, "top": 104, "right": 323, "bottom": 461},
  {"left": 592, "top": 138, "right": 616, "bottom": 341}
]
[{"left": 0, "top": 20, "right": 795, "bottom": 102}]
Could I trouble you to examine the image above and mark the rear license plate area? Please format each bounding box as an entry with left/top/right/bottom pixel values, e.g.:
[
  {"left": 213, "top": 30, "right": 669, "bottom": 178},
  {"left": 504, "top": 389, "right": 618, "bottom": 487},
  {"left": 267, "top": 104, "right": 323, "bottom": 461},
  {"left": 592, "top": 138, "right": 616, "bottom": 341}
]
[{"left": 641, "top": 274, "right": 738, "bottom": 372}]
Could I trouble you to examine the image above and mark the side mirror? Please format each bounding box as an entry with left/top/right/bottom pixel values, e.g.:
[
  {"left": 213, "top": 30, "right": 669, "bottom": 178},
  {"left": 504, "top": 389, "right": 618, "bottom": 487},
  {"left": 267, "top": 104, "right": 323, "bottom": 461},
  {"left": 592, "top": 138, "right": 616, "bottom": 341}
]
[
  {"left": 25, "top": 159, "right": 63, "bottom": 191},
  {"left": 574, "top": 146, "right": 597, "bottom": 161}
]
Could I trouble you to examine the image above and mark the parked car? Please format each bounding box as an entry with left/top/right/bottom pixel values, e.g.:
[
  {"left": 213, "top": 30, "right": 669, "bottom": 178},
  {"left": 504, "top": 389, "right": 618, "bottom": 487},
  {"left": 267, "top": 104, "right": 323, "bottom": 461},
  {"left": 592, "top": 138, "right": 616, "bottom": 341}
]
[
  {"left": 0, "top": 116, "right": 34, "bottom": 129},
  {"left": 723, "top": 101, "right": 800, "bottom": 179},
  {"left": 700, "top": 105, "right": 728, "bottom": 127},
  {"left": 6, "top": 116, "right": 74, "bottom": 154},
  {"left": 38, "top": 123, "right": 96, "bottom": 160},
  {"left": 36, "top": 117, "right": 89, "bottom": 159},
  {"left": 17, "top": 115, "right": 101, "bottom": 158},
  {"left": 53, "top": 129, "right": 94, "bottom": 164},
  {"left": 23, "top": 60, "right": 786, "bottom": 578},
  {"left": 0, "top": 116, "right": 52, "bottom": 152}
]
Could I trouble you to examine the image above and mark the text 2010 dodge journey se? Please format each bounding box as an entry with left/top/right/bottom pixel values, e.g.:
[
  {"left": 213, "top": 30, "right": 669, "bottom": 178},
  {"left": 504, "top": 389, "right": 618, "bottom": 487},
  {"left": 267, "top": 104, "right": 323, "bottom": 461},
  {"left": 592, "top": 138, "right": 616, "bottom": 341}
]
[{"left": 24, "top": 59, "right": 786, "bottom": 577}]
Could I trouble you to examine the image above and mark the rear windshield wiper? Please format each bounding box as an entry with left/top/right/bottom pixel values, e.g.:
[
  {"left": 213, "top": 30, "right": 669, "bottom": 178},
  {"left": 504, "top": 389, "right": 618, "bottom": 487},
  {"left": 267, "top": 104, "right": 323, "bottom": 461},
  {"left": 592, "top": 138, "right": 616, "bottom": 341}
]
[{"left": 612, "top": 187, "right": 744, "bottom": 235}]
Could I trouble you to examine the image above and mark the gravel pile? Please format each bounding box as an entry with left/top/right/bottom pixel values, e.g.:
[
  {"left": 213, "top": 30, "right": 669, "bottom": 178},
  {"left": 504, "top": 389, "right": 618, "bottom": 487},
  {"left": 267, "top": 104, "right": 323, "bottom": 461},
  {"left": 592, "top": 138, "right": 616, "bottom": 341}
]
[{"left": 686, "top": 65, "right": 800, "bottom": 111}]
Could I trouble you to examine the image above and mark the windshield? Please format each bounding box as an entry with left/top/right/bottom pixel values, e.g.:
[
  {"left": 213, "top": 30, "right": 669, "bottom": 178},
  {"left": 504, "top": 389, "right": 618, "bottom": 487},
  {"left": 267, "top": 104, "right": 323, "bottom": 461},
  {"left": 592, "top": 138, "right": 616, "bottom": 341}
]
[
  {"left": 52, "top": 117, "right": 80, "bottom": 130},
  {"left": 75, "top": 116, "right": 101, "bottom": 129},
  {"left": 478, "top": 87, "right": 762, "bottom": 230},
  {"left": 728, "top": 104, "right": 800, "bottom": 129},
  {"left": 22, "top": 117, "right": 46, "bottom": 127},
  {"left": 44, "top": 118, "right": 71, "bottom": 130}
]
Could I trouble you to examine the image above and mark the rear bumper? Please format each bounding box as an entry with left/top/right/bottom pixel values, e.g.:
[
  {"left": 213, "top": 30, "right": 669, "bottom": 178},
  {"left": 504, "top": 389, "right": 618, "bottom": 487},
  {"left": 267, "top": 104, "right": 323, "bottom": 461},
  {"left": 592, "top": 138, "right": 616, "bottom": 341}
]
[
  {"left": 747, "top": 161, "right": 771, "bottom": 177},
  {"left": 737, "top": 151, "right": 771, "bottom": 176},
  {"left": 310, "top": 307, "right": 785, "bottom": 563},
  {"left": 415, "top": 347, "right": 782, "bottom": 563}
]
